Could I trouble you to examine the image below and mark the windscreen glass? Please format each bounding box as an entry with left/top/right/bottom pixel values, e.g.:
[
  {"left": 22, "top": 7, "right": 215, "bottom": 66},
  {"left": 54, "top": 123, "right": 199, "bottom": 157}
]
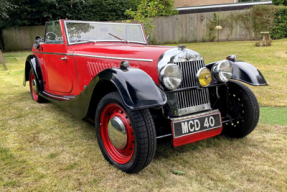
[{"left": 65, "top": 21, "right": 146, "bottom": 44}]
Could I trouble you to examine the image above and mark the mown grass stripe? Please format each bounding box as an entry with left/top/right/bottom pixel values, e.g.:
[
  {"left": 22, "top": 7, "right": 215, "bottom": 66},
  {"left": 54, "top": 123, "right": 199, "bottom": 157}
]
[{"left": 260, "top": 107, "right": 287, "bottom": 126}]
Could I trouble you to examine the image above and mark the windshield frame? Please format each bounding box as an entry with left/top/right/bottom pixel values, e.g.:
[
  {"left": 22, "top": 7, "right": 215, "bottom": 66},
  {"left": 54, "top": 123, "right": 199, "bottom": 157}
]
[{"left": 63, "top": 20, "right": 147, "bottom": 46}]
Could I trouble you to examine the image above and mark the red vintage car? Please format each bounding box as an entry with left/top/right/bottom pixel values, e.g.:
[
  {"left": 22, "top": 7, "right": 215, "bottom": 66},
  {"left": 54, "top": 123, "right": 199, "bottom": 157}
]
[{"left": 23, "top": 20, "right": 267, "bottom": 173}]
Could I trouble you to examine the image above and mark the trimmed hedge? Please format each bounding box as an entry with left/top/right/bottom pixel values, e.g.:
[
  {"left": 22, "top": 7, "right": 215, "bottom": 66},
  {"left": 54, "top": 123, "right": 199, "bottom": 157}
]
[
  {"left": 271, "top": 6, "right": 287, "bottom": 39},
  {"left": 250, "top": 5, "right": 287, "bottom": 39}
]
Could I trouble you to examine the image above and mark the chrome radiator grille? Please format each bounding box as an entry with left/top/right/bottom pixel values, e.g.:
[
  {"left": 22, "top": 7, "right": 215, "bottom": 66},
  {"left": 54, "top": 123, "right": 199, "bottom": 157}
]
[
  {"left": 176, "top": 89, "right": 210, "bottom": 109},
  {"left": 177, "top": 60, "right": 205, "bottom": 88},
  {"left": 175, "top": 60, "right": 211, "bottom": 115}
]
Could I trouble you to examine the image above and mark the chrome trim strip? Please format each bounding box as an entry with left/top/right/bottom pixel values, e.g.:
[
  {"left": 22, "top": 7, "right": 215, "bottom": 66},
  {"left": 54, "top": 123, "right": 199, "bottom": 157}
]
[
  {"left": 43, "top": 91, "right": 76, "bottom": 101},
  {"left": 34, "top": 51, "right": 73, "bottom": 56},
  {"left": 222, "top": 120, "right": 229, "bottom": 124},
  {"left": 178, "top": 103, "right": 211, "bottom": 116},
  {"left": 156, "top": 134, "right": 172, "bottom": 139},
  {"left": 33, "top": 52, "right": 153, "bottom": 62},
  {"left": 171, "top": 109, "right": 219, "bottom": 121},
  {"left": 165, "top": 83, "right": 226, "bottom": 93},
  {"left": 73, "top": 53, "right": 153, "bottom": 62},
  {"left": 176, "top": 1, "right": 272, "bottom": 11}
]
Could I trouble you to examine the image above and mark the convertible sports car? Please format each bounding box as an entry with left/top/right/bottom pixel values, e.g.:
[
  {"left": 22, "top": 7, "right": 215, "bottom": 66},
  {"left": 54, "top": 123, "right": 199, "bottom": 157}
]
[{"left": 23, "top": 20, "right": 268, "bottom": 173}]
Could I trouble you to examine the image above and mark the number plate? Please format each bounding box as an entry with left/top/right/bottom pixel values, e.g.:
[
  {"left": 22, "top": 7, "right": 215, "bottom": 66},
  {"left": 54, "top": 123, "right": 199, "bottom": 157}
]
[{"left": 172, "top": 110, "right": 222, "bottom": 138}]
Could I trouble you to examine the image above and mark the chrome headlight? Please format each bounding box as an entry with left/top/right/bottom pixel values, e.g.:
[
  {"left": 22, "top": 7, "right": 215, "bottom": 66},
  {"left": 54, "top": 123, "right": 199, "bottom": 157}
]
[
  {"left": 160, "top": 64, "right": 182, "bottom": 90},
  {"left": 212, "top": 60, "right": 233, "bottom": 83}
]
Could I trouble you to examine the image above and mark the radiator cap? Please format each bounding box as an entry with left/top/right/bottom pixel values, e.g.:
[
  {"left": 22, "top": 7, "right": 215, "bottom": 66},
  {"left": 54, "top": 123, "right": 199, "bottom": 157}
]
[{"left": 178, "top": 45, "right": 186, "bottom": 51}]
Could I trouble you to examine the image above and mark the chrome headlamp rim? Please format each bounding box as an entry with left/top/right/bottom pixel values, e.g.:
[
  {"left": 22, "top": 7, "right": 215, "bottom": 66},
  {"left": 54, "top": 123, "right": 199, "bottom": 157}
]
[
  {"left": 159, "top": 64, "right": 183, "bottom": 91},
  {"left": 212, "top": 60, "right": 233, "bottom": 83},
  {"left": 196, "top": 67, "right": 212, "bottom": 87}
]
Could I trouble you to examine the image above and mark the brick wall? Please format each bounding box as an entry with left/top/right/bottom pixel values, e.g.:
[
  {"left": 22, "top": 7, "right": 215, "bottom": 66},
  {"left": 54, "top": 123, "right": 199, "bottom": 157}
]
[{"left": 175, "top": 0, "right": 239, "bottom": 7}]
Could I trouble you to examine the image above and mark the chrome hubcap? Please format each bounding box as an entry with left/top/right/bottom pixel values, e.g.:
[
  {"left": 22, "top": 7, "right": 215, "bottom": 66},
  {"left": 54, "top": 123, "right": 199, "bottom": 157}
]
[
  {"left": 32, "top": 79, "right": 37, "bottom": 94},
  {"left": 107, "top": 116, "right": 127, "bottom": 149}
]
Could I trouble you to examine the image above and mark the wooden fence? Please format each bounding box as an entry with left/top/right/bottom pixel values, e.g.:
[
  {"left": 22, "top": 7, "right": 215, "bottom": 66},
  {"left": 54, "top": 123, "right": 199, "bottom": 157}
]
[
  {"left": 2, "top": 26, "right": 45, "bottom": 51},
  {"left": 152, "top": 9, "right": 257, "bottom": 44},
  {"left": 2, "top": 9, "right": 258, "bottom": 51}
]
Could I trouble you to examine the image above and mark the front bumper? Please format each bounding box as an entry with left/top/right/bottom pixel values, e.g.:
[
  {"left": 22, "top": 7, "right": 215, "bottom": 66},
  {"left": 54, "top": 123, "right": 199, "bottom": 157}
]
[{"left": 170, "top": 110, "right": 223, "bottom": 147}]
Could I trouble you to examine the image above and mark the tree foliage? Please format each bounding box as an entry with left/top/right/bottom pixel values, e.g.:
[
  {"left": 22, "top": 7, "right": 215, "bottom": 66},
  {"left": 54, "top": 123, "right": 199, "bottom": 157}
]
[
  {"left": 125, "top": 0, "right": 178, "bottom": 38},
  {"left": 273, "top": 0, "right": 287, "bottom": 6},
  {"left": 271, "top": 6, "right": 287, "bottom": 39},
  {"left": 0, "top": 0, "right": 140, "bottom": 28},
  {"left": 0, "top": 0, "right": 15, "bottom": 19},
  {"left": 244, "top": 5, "right": 287, "bottom": 39},
  {"left": 0, "top": 0, "right": 141, "bottom": 49}
]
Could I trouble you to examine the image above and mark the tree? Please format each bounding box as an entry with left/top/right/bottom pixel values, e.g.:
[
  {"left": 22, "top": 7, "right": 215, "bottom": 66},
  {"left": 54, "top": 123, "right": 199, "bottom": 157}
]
[
  {"left": 0, "top": 0, "right": 141, "bottom": 50},
  {"left": 0, "top": 0, "right": 15, "bottom": 18},
  {"left": 0, "top": 0, "right": 15, "bottom": 50},
  {"left": 125, "top": 0, "right": 178, "bottom": 38},
  {"left": 273, "top": 0, "right": 287, "bottom": 6},
  {"left": 0, "top": 0, "right": 140, "bottom": 28}
]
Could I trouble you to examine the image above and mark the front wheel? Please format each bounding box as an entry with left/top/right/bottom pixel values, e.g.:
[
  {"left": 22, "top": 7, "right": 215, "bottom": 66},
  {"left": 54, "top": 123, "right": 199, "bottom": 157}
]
[
  {"left": 222, "top": 81, "right": 260, "bottom": 138},
  {"left": 29, "top": 69, "right": 46, "bottom": 103},
  {"left": 95, "top": 92, "right": 156, "bottom": 173}
]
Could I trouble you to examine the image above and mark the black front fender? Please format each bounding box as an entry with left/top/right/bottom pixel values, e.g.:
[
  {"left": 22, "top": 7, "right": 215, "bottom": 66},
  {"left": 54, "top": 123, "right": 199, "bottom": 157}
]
[
  {"left": 98, "top": 68, "right": 167, "bottom": 110},
  {"left": 40, "top": 67, "right": 167, "bottom": 119},
  {"left": 207, "top": 61, "right": 268, "bottom": 86}
]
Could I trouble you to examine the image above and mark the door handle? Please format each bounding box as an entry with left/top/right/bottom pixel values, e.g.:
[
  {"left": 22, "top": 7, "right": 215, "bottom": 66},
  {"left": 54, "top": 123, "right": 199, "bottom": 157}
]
[{"left": 60, "top": 56, "right": 67, "bottom": 61}]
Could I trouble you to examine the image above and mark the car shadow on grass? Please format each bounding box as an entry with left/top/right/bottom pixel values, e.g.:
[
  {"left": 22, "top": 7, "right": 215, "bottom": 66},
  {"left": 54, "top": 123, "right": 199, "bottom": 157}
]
[
  {"left": 24, "top": 91, "right": 256, "bottom": 166},
  {"left": 154, "top": 135, "right": 253, "bottom": 161}
]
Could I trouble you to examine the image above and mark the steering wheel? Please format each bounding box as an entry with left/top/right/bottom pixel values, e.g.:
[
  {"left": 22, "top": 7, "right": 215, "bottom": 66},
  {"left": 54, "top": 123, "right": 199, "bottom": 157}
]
[{"left": 46, "top": 32, "right": 58, "bottom": 41}]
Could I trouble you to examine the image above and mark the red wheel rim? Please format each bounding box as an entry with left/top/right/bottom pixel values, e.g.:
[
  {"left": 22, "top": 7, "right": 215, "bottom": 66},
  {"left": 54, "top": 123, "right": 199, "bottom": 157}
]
[
  {"left": 30, "top": 73, "right": 39, "bottom": 101},
  {"left": 100, "top": 104, "right": 135, "bottom": 164}
]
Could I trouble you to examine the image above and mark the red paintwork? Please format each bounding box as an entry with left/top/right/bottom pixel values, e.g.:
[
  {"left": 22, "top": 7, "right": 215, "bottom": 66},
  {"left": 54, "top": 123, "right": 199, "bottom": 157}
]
[
  {"left": 30, "top": 73, "right": 38, "bottom": 101},
  {"left": 73, "top": 44, "right": 171, "bottom": 92},
  {"left": 100, "top": 104, "right": 134, "bottom": 164},
  {"left": 43, "top": 44, "right": 74, "bottom": 93},
  {"left": 32, "top": 19, "right": 171, "bottom": 95},
  {"left": 172, "top": 127, "right": 223, "bottom": 147},
  {"left": 32, "top": 19, "right": 221, "bottom": 147}
]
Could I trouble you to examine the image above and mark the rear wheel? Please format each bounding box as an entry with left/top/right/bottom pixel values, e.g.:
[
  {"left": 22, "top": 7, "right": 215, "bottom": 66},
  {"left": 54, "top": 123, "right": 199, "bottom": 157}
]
[
  {"left": 29, "top": 69, "right": 46, "bottom": 103},
  {"left": 95, "top": 92, "right": 156, "bottom": 173},
  {"left": 222, "top": 81, "right": 259, "bottom": 138}
]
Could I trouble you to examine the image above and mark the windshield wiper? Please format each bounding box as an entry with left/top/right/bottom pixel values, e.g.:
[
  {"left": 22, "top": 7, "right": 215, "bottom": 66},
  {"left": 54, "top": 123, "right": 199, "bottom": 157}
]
[{"left": 108, "top": 33, "right": 129, "bottom": 43}]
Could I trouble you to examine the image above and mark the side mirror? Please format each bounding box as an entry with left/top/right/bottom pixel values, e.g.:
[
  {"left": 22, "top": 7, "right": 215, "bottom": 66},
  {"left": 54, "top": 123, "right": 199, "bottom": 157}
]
[
  {"left": 147, "top": 35, "right": 151, "bottom": 43},
  {"left": 34, "top": 36, "right": 43, "bottom": 50}
]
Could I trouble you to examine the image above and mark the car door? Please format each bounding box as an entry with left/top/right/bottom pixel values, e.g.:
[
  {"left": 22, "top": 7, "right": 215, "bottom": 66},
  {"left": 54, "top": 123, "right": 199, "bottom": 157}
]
[{"left": 42, "top": 21, "right": 74, "bottom": 94}]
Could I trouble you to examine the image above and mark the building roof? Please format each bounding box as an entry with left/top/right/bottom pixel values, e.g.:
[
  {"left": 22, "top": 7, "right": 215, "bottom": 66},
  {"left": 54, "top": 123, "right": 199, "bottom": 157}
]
[{"left": 176, "top": 1, "right": 273, "bottom": 14}]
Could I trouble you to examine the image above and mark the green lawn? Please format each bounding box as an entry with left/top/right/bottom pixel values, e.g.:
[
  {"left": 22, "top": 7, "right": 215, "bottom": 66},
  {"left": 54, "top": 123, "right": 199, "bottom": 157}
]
[{"left": 0, "top": 40, "right": 287, "bottom": 191}]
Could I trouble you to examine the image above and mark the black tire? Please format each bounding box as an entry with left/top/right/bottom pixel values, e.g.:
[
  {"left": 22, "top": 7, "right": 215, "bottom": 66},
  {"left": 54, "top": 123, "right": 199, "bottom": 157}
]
[
  {"left": 29, "top": 69, "right": 47, "bottom": 103},
  {"left": 222, "top": 80, "right": 260, "bottom": 138},
  {"left": 95, "top": 92, "right": 156, "bottom": 173}
]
